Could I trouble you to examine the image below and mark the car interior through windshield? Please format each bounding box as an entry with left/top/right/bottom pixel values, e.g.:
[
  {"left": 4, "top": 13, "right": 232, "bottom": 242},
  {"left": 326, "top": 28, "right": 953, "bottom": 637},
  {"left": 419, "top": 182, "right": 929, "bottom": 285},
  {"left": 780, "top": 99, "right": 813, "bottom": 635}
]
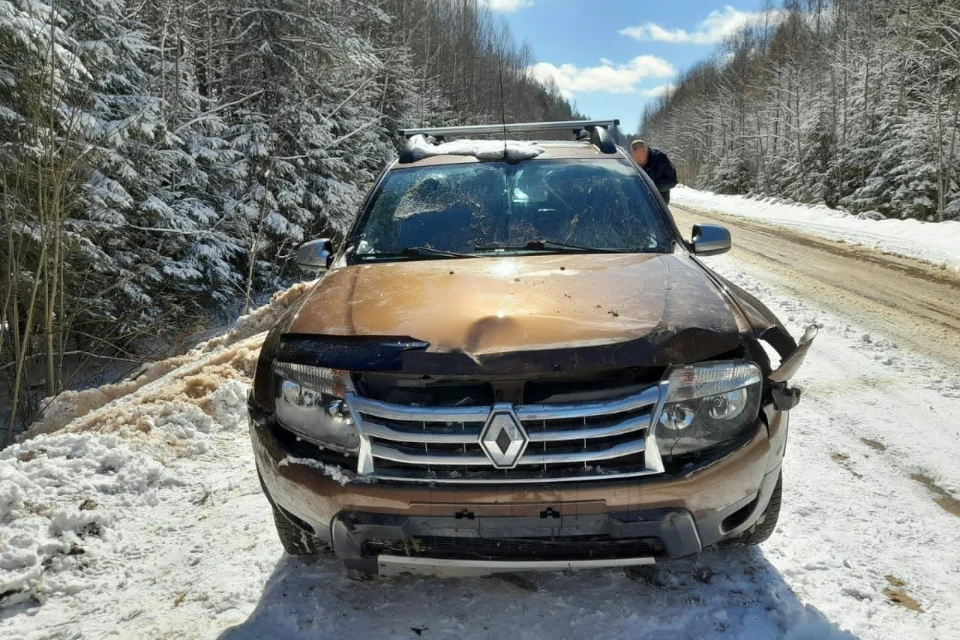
[{"left": 352, "top": 158, "right": 674, "bottom": 259}]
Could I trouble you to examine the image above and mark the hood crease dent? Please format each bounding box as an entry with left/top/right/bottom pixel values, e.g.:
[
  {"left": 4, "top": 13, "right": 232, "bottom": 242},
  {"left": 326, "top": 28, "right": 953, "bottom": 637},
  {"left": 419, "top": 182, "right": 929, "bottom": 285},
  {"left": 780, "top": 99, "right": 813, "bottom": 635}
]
[{"left": 273, "top": 253, "right": 786, "bottom": 376}]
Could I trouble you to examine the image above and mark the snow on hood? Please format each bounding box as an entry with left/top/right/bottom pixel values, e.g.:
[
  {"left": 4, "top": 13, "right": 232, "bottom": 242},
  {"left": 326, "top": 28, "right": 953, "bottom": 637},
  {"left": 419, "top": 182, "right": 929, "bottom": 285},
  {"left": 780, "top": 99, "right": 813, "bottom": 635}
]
[{"left": 405, "top": 133, "right": 543, "bottom": 162}]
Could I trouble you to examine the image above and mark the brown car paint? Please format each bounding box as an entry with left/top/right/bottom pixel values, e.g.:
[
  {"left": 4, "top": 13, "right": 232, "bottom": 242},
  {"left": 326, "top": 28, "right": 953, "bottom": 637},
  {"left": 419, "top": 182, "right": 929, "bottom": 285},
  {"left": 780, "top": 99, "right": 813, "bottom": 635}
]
[
  {"left": 249, "top": 139, "right": 810, "bottom": 571},
  {"left": 287, "top": 253, "right": 743, "bottom": 356}
]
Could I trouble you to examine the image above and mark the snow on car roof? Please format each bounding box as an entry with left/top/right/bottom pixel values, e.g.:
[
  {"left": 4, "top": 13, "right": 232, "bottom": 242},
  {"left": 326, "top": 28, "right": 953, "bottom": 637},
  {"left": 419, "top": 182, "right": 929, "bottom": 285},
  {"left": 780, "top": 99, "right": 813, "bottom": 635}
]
[{"left": 398, "top": 137, "right": 617, "bottom": 167}]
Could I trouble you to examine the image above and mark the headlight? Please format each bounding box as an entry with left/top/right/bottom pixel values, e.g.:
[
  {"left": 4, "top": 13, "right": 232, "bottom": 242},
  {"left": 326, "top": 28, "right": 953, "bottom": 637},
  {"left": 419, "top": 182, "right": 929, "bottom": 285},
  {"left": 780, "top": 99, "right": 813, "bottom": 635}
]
[
  {"left": 273, "top": 361, "right": 360, "bottom": 453},
  {"left": 656, "top": 361, "right": 762, "bottom": 458}
]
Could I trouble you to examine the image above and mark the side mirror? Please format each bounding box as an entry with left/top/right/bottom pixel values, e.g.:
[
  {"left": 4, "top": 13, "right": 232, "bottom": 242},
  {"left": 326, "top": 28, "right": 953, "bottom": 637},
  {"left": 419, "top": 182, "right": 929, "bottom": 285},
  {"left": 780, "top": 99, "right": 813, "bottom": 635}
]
[
  {"left": 296, "top": 238, "right": 334, "bottom": 272},
  {"left": 690, "top": 224, "right": 731, "bottom": 256}
]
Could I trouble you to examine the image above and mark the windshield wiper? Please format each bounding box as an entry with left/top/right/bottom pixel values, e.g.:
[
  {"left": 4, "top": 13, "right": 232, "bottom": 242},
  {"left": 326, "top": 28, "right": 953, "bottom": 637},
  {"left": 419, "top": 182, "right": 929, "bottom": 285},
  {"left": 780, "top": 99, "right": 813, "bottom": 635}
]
[
  {"left": 474, "top": 239, "right": 624, "bottom": 254},
  {"left": 398, "top": 246, "right": 475, "bottom": 258},
  {"left": 355, "top": 246, "right": 474, "bottom": 260}
]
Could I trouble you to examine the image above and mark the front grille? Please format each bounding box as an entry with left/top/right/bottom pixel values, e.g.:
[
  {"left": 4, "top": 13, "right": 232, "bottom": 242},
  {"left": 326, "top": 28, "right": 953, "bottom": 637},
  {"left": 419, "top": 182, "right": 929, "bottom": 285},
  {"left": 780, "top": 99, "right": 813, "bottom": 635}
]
[
  {"left": 345, "top": 383, "right": 666, "bottom": 483},
  {"left": 363, "top": 535, "right": 665, "bottom": 561}
]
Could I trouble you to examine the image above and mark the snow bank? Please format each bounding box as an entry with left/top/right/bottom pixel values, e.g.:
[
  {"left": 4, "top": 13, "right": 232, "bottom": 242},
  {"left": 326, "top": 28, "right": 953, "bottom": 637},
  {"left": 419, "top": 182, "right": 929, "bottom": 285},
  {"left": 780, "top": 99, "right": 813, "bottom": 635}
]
[
  {"left": 405, "top": 134, "right": 543, "bottom": 162},
  {"left": 1, "top": 279, "right": 317, "bottom": 608},
  {"left": 0, "top": 433, "right": 175, "bottom": 607},
  {"left": 0, "top": 376, "right": 253, "bottom": 611},
  {"left": 28, "top": 281, "right": 314, "bottom": 438},
  {"left": 203, "top": 281, "right": 315, "bottom": 351},
  {"left": 672, "top": 185, "right": 960, "bottom": 271}
]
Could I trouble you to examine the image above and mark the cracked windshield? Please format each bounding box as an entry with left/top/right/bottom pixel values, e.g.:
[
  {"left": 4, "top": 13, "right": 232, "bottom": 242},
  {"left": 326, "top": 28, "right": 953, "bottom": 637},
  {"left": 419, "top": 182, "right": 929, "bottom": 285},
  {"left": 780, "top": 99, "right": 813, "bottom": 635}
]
[{"left": 354, "top": 160, "right": 672, "bottom": 258}]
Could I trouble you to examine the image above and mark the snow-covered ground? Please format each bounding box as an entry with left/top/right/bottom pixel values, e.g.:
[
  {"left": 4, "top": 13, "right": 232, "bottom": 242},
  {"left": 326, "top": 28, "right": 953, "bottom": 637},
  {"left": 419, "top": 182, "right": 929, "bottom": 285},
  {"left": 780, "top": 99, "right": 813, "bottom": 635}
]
[
  {"left": 673, "top": 186, "right": 960, "bottom": 272},
  {"left": 2, "top": 258, "right": 960, "bottom": 639}
]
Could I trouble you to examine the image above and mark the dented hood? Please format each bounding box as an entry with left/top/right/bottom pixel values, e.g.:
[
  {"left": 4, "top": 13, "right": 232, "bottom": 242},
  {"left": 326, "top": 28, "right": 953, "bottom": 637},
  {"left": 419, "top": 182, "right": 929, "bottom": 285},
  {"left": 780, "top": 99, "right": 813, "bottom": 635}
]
[{"left": 284, "top": 253, "right": 761, "bottom": 372}]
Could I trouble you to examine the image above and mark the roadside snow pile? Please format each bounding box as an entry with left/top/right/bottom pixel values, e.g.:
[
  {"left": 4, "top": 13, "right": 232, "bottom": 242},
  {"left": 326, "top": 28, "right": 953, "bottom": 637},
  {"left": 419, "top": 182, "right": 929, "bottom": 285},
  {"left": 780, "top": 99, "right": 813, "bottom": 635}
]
[
  {"left": 404, "top": 134, "right": 543, "bottom": 162},
  {"left": 672, "top": 185, "right": 960, "bottom": 271},
  {"left": 27, "top": 282, "right": 313, "bottom": 438},
  {"left": 1, "top": 279, "right": 310, "bottom": 612},
  {"left": 0, "top": 433, "right": 175, "bottom": 608},
  {"left": 203, "top": 281, "right": 315, "bottom": 351},
  {"left": 0, "top": 379, "right": 251, "bottom": 612}
]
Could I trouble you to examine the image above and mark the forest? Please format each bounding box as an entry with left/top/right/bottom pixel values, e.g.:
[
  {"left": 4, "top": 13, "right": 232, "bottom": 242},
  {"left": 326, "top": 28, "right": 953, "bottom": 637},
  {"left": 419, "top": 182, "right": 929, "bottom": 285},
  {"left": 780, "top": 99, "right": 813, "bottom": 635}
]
[
  {"left": 640, "top": 0, "right": 960, "bottom": 222},
  {"left": 0, "top": 0, "right": 580, "bottom": 441}
]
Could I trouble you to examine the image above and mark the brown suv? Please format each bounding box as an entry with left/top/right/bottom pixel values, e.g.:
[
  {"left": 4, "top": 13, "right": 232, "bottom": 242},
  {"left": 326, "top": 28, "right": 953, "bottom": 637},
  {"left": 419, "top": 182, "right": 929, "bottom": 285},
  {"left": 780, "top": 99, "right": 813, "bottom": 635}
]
[{"left": 248, "top": 120, "right": 814, "bottom": 577}]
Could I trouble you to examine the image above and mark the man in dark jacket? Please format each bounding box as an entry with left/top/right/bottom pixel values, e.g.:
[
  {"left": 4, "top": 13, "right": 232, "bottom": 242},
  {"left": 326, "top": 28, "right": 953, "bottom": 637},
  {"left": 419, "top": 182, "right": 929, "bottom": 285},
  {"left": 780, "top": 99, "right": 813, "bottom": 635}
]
[{"left": 630, "top": 140, "right": 677, "bottom": 204}]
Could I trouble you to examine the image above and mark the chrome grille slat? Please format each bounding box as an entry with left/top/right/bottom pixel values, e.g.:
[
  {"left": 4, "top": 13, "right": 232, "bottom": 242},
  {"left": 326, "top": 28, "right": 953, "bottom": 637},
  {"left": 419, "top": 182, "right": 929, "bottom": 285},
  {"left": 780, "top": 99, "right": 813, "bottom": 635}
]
[
  {"left": 345, "top": 382, "right": 668, "bottom": 483},
  {"left": 363, "top": 468, "right": 662, "bottom": 484},
  {"left": 518, "top": 439, "right": 646, "bottom": 465},
  {"left": 363, "top": 413, "right": 648, "bottom": 444},
  {"left": 515, "top": 386, "right": 660, "bottom": 421},
  {"left": 351, "top": 395, "right": 490, "bottom": 423},
  {"left": 526, "top": 414, "right": 648, "bottom": 442},
  {"left": 370, "top": 444, "right": 491, "bottom": 466},
  {"left": 363, "top": 419, "right": 481, "bottom": 444}
]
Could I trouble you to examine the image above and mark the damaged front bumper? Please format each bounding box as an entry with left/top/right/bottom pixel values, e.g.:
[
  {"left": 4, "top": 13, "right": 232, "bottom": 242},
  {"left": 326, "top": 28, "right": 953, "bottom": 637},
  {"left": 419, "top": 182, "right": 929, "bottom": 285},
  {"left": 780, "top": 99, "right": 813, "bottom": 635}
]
[
  {"left": 332, "top": 509, "right": 696, "bottom": 576},
  {"left": 250, "top": 405, "right": 786, "bottom": 576}
]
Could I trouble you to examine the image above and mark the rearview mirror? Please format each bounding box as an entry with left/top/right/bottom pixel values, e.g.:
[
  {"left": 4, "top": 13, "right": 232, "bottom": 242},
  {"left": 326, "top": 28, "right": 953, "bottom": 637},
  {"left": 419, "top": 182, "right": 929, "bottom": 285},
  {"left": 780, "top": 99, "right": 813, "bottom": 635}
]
[
  {"left": 296, "top": 238, "right": 334, "bottom": 272},
  {"left": 690, "top": 224, "right": 731, "bottom": 256}
]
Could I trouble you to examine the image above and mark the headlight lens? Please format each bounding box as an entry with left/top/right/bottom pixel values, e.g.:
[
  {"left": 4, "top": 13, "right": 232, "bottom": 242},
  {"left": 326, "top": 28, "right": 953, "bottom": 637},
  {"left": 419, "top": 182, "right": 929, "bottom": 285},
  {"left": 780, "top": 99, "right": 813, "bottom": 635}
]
[
  {"left": 273, "top": 362, "right": 360, "bottom": 453},
  {"left": 656, "top": 361, "right": 761, "bottom": 458},
  {"left": 704, "top": 387, "right": 749, "bottom": 420}
]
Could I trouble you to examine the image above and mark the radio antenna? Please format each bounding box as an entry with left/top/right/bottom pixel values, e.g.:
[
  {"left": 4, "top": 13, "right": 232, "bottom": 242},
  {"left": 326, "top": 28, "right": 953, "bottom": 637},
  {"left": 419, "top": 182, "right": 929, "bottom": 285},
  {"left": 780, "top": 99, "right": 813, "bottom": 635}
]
[{"left": 497, "top": 50, "right": 507, "bottom": 156}]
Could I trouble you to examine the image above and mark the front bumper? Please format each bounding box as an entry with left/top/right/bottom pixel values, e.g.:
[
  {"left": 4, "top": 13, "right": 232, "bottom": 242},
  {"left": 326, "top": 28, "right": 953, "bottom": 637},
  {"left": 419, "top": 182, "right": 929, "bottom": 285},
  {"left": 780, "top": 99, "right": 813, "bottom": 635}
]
[
  {"left": 251, "top": 406, "right": 786, "bottom": 576},
  {"left": 329, "top": 507, "right": 701, "bottom": 575}
]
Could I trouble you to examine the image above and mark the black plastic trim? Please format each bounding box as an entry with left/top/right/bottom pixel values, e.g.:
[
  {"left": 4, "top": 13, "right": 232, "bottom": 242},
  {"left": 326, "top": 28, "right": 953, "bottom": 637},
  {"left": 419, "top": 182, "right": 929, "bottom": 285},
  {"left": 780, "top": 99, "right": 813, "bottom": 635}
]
[
  {"left": 330, "top": 508, "right": 702, "bottom": 572},
  {"left": 276, "top": 334, "right": 430, "bottom": 371}
]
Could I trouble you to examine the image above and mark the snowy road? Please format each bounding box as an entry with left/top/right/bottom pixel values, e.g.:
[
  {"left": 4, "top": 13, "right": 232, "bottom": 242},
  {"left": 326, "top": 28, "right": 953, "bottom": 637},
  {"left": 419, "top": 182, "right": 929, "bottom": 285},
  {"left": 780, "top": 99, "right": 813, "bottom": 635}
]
[
  {"left": 3, "top": 219, "right": 960, "bottom": 639},
  {"left": 672, "top": 205, "right": 960, "bottom": 368}
]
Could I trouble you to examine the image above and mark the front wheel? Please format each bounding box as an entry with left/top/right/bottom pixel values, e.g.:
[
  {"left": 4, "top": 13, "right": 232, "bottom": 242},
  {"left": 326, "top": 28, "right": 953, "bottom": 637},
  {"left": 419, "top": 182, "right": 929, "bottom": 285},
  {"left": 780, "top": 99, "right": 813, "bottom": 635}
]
[
  {"left": 725, "top": 473, "right": 782, "bottom": 547},
  {"left": 271, "top": 505, "right": 329, "bottom": 555}
]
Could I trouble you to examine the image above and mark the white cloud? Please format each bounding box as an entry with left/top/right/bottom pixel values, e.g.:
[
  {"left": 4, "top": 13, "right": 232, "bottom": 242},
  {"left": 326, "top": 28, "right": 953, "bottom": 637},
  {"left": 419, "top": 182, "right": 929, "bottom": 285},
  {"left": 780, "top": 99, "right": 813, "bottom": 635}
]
[
  {"left": 619, "top": 5, "right": 785, "bottom": 45},
  {"left": 527, "top": 56, "right": 675, "bottom": 99},
  {"left": 640, "top": 83, "right": 676, "bottom": 98},
  {"left": 480, "top": 0, "right": 534, "bottom": 12}
]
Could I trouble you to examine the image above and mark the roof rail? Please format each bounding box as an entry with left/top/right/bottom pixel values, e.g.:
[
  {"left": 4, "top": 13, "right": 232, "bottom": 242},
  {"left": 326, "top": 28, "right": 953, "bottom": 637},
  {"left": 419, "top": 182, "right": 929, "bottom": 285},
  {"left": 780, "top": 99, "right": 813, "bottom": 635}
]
[
  {"left": 398, "top": 120, "right": 620, "bottom": 159},
  {"left": 400, "top": 119, "right": 620, "bottom": 144}
]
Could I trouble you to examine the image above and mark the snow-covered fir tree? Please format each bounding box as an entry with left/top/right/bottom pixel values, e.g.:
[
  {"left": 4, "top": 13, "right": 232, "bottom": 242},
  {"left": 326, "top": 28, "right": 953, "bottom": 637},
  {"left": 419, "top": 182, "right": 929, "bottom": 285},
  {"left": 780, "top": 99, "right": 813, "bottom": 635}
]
[
  {"left": 1, "top": 0, "right": 583, "bottom": 440},
  {"left": 639, "top": 0, "right": 960, "bottom": 222}
]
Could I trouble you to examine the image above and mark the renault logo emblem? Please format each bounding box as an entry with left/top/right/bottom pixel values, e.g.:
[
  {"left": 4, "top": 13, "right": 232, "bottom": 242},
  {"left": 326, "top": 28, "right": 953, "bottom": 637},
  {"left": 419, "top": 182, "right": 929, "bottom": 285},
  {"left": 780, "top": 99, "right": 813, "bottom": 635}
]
[{"left": 479, "top": 405, "right": 528, "bottom": 469}]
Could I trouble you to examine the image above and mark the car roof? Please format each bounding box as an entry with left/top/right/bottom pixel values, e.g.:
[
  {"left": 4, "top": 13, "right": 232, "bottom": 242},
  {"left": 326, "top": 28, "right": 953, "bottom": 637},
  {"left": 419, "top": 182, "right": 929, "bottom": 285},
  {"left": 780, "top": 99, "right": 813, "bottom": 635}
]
[{"left": 394, "top": 141, "right": 628, "bottom": 168}]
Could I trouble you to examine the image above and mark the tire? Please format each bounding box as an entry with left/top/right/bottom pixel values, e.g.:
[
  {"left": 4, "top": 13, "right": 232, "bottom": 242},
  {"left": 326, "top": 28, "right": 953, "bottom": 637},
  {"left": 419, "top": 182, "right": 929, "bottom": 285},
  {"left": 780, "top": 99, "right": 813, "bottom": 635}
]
[
  {"left": 271, "top": 504, "right": 329, "bottom": 555},
  {"left": 725, "top": 473, "right": 782, "bottom": 547}
]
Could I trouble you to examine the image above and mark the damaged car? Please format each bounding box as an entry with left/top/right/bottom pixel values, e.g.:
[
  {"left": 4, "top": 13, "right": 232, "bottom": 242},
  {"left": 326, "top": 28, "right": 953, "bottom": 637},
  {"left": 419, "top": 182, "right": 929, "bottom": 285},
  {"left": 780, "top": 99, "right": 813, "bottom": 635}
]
[{"left": 247, "top": 119, "right": 815, "bottom": 577}]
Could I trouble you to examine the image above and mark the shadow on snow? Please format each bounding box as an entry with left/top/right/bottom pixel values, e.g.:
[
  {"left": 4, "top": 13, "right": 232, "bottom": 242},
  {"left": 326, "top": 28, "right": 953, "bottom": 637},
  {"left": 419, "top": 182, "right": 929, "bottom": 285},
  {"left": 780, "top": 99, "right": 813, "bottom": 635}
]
[{"left": 219, "top": 546, "right": 857, "bottom": 640}]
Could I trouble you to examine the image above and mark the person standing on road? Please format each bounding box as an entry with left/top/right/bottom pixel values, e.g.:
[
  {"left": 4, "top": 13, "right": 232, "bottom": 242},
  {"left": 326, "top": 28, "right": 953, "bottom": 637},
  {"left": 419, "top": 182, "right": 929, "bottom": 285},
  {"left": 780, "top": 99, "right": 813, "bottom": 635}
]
[{"left": 630, "top": 140, "right": 677, "bottom": 205}]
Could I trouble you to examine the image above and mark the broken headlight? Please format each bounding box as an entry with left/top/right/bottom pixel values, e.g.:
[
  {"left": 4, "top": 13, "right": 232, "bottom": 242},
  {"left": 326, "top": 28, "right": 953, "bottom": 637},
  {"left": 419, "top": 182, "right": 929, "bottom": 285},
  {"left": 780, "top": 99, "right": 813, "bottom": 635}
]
[
  {"left": 656, "top": 361, "right": 762, "bottom": 458},
  {"left": 273, "top": 362, "right": 360, "bottom": 454}
]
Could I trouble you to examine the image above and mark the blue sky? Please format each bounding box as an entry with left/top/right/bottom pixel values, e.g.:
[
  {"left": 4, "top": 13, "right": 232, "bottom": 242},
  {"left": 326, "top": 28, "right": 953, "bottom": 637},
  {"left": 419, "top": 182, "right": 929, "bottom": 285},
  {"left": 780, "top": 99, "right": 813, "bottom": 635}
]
[{"left": 485, "top": 0, "right": 780, "bottom": 132}]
